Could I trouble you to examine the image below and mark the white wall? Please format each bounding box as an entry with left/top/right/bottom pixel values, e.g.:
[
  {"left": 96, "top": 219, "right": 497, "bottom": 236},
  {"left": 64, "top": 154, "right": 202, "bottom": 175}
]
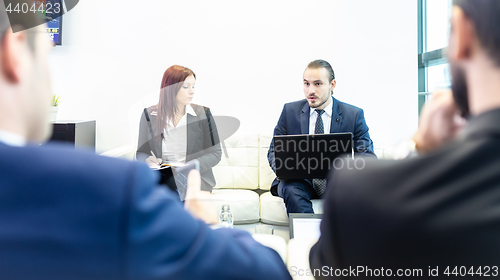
[{"left": 49, "top": 0, "right": 417, "bottom": 153}]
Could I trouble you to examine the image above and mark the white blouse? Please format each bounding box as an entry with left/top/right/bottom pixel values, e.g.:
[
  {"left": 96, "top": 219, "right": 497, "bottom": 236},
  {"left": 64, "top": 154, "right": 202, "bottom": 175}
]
[{"left": 161, "top": 105, "right": 197, "bottom": 165}]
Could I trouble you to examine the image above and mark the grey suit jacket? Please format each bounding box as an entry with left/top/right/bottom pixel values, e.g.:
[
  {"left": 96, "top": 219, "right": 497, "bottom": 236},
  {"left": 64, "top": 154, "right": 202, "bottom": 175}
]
[{"left": 136, "top": 104, "right": 222, "bottom": 191}]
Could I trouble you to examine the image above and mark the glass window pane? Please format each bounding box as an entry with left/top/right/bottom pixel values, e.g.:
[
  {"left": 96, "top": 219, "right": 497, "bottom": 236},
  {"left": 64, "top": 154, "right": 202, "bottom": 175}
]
[
  {"left": 426, "top": 0, "right": 452, "bottom": 52},
  {"left": 427, "top": 63, "right": 451, "bottom": 92}
]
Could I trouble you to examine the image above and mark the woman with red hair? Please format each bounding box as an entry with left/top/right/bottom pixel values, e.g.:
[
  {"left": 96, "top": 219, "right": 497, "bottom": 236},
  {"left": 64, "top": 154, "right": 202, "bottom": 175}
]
[{"left": 136, "top": 65, "right": 222, "bottom": 192}]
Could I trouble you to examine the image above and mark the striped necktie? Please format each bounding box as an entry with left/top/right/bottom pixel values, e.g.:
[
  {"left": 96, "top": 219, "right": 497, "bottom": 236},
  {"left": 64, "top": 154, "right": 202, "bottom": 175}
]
[{"left": 312, "top": 109, "right": 327, "bottom": 196}]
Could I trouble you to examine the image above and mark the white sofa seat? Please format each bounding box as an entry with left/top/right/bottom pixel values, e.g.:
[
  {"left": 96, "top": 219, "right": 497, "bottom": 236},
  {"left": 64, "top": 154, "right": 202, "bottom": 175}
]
[
  {"left": 260, "top": 191, "right": 289, "bottom": 225},
  {"left": 260, "top": 192, "right": 323, "bottom": 225},
  {"left": 211, "top": 133, "right": 261, "bottom": 224},
  {"left": 211, "top": 189, "right": 260, "bottom": 224},
  {"left": 100, "top": 133, "right": 392, "bottom": 225},
  {"left": 214, "top": 133, "right": 329, "bottom": 225}
]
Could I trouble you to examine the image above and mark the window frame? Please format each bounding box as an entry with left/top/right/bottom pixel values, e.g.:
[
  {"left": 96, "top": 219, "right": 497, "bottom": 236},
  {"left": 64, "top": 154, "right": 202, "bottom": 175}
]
[{"left": 418, "top": 0, "right": 449, "bottom": 116}]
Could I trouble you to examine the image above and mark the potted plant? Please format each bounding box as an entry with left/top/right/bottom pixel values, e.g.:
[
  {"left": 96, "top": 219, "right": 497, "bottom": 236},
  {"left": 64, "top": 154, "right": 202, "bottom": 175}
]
[{"left": 49, "top": 94, "right": 60, "bottom": 122}]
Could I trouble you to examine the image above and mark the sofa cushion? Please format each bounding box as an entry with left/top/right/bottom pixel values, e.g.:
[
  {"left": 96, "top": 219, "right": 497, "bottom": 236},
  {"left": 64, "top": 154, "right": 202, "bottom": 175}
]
[
  {"left": 211, "top": 189, "right": 260, "bottom": 224},
  {"left": 260, "top": 192, "right": 323, "bottom": 225},
  {"left": 258, "top": 134, "right": 275, "bottom": 191},
  {"left": 213, "top": 133, "right": 259, "bottom": 190}
]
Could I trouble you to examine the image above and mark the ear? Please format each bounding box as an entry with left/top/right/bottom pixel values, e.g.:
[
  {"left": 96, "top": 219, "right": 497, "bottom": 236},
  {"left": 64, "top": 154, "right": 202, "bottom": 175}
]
[
  {"left": 0, "top": 29, "right": 26, "bottom": 84},
  {"left": 330, "top": 79, "right": 336, "bottom": 94},
  {"left": 449, "top": 6, "right": 474, "bottom": 61}
]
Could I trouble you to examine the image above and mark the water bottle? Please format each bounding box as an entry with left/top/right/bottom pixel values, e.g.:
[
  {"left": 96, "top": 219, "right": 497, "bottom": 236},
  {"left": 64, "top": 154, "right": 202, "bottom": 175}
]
[{"left": 219, "top": 204, "right": 234, "bottom": 228}]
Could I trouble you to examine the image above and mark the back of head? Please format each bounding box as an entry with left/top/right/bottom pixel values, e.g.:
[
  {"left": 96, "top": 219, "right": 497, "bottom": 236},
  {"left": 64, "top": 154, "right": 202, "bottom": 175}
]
[
  {"left": 0, "top": 7, "right": 8, "bottom": 35},
  {"left": 454, "top": 0, "right": 500, "bottom": 67},
  {"left": 1, "top": 1, "right": 44, "bottom": 48},
  {"left": 0, "top": 2, "right": 50, "bottom": 142},
  {"left": 0, "top": 2, "right": 12, "bottom": 40}
]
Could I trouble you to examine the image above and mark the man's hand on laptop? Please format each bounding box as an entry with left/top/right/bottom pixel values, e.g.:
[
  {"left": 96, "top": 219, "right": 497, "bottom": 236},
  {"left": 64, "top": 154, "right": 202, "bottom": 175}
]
[
  {"left": 184, "top": 170, "right": 218, "bottom": 224},
  {"left": 413, "top": 90, "right": 467, "bottom": 154}
]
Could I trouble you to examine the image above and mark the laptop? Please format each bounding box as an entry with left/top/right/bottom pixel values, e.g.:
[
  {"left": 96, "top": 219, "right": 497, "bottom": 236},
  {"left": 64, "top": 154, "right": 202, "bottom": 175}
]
[
  {"left": 289, "top": 213, "right": 323, "bottom": 239},
  {"left": 273, "top": 133, "right": 353, "bottom": 179}
]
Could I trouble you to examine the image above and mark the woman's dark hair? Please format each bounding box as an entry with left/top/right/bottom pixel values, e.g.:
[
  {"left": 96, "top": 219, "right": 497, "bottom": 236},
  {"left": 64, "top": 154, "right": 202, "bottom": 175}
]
[
  {"left": 307, "top": 59, "right": 335, "bottom": 83},
  {"left": 156, "top": 65, "right": 196, "bottom": 136},
  {"left": 454, "top": 0, "right": 500, "bottom": 67}
]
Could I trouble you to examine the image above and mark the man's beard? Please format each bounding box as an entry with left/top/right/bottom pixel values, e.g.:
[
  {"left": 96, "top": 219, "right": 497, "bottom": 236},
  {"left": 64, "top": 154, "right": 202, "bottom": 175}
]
[
  {"left": 309, "top": 95, "right": 330, "bottom": 109},
  {"left": 450, "top": 62, "right": 470, "bottom": 118}
]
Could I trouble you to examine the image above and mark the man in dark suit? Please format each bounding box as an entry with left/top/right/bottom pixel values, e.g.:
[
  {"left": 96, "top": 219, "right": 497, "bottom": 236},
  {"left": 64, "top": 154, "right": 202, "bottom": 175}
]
[
  {"left": 310, "top": 1, "right": 500, "bottom": 278},
  {"left": 267, "top": 60, "right": 376, "bottom": 214},
  {"left": 0, "top": 7, "right": 290, "bottom": 280}
]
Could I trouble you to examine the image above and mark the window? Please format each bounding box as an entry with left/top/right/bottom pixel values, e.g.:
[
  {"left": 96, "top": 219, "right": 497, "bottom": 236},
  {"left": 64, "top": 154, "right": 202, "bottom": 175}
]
[
  {"left": 418, "top": 0, "right": 453, "bottom": 116},
  {"left": 427, "top": 63, "right": 451, "bottom": 93},
  {"left": 426, "top": 0, "right": 452, "bottom": 52}
]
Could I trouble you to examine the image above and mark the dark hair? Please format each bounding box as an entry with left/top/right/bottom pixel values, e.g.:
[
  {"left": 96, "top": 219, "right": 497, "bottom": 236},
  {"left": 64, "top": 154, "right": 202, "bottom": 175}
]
[
  {"left": 454, "top": 0, "right": 500, "bottom": 67},
  {"left": 1, "top": 2, "right": 43, "bottom": 51},
  {"left": 307, "top": 59, "right": 335, "bottom": 83},
  {"left": 0, "top": 9, "right": 9, "bottom": 38},
  {"left": 156, "top": 65, "right": 196, "bottom": 137}
]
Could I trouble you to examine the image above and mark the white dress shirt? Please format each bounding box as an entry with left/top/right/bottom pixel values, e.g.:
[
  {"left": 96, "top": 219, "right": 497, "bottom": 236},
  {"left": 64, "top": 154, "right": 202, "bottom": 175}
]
[
  {"left": 162, "top": 105, "right": 197, "bottom": 164},
  {"left": 0, "top": 129, "right": 26, "bottom": 147},
  {"left": 309, "top": 97, "right": 333, "bottom": 134}
]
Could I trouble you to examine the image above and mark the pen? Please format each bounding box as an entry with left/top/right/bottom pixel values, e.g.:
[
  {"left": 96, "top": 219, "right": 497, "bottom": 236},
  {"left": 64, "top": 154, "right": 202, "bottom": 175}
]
[{"left": 150, "top": 151, "right": 161, "bottom": 166}]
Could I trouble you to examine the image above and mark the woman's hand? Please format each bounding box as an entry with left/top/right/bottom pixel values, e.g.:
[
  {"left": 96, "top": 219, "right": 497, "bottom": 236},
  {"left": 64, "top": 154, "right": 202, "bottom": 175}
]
[{"left": 145, "top": 156, "right": 162, "bottom": 168}]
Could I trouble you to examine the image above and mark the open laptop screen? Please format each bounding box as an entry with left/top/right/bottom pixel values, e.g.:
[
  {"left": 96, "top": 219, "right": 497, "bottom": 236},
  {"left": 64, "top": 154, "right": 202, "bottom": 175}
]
[
  {"left": 289, "top": 213, "right": 322, "bottom": 239},
  {"left": 273, "top": 133, "right": 353, "bottom": 179}
]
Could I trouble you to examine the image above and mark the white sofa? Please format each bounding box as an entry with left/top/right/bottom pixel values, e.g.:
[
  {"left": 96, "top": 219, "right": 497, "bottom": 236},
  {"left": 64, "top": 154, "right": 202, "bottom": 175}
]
[
  {"left": 211, "top": 132, "right": 392, "bottom": 226},
  {"left": 211, "top": 133, "right": 324, "bottom": 226},
  {"left": 103, "top": 133, "right": 391, "bottom": 279},
  {"left": 103, "top": 133, "right": 390, "bottom": 226}
]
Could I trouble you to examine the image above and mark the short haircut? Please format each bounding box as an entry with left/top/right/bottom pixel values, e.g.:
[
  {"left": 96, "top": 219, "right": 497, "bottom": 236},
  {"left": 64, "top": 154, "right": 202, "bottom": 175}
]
[
  {"left": 307, "top": 60, "right": 335, "bottom": 83},
  {"left": 0, "top": 1, "right": 44, "bottom": 51},
  {"left": 0, "top": 5, "right": 10, "bottom": 38},
  {"left": 454, "top": 0, "right": 500, "bottom": 67}
]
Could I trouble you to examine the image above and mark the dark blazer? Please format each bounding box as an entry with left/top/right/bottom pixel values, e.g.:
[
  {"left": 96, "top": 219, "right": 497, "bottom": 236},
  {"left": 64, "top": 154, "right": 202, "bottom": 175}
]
[
  {"left": 309, "top": 108, "right": 500, "bottom": 279},
  {"left": 267, "top": 98, "right": 376, "bottom": 195},
  {"left": 136, "top": 104, "right": 222, "bottom": 192},
  {"left": 0, "top": 142, "right": 291, "bottom": 280}
]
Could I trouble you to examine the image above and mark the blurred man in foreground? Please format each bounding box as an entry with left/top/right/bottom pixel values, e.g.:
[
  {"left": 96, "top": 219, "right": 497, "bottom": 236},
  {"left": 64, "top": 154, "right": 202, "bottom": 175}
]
[
  {"left": 310, "top": 0, "right": 500, "bottom": 279},
  {"left": 0, "top": 6, "right": 290, "bottom": 280}
]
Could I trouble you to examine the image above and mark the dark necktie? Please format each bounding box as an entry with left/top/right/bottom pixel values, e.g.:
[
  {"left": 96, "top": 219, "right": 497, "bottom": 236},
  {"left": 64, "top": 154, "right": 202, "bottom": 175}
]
[{"left": 313, "top": 109, "right": 327, "bottom": 196}]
